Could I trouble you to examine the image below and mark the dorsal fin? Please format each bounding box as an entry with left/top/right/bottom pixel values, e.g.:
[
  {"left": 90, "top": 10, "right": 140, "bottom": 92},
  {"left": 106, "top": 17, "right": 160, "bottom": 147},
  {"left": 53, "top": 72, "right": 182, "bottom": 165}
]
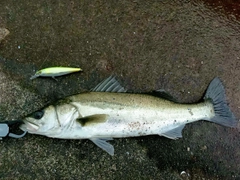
[
  {"left": 154, "top": 89, "right": 178, "bottom": 103},
  {"left": 92, "top": 76, "right": 126, "bottom": 93}
]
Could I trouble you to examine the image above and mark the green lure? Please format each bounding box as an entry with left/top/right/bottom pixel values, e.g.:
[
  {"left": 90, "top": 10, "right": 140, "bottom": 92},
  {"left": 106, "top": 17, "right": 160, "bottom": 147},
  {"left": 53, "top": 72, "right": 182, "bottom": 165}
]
[{"left": 30, "top": 67, "right": 82, "bottom": 80}]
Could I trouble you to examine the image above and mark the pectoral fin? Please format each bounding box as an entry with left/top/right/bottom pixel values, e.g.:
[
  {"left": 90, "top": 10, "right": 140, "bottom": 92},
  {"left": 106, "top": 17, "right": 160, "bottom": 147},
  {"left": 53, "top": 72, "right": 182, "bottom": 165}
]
[
  {"left": 76, "top": 114, "right": 109, "bottom": 126},
  {"left": 161, "top": 124, "right": 185, "bottom": 139},
  {"left": 90, "top": 138, "right": 114, "bottom": 156}
]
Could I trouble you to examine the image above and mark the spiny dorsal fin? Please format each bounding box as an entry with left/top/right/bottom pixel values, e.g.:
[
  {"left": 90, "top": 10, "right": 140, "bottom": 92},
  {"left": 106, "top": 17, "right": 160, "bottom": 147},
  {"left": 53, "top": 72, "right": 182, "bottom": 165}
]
[
  {"left": 92, "top": 76, "right": 126, "bottom": 93},
  {"left": 76, "top": 114, "right": 109, "bottom": 126}
]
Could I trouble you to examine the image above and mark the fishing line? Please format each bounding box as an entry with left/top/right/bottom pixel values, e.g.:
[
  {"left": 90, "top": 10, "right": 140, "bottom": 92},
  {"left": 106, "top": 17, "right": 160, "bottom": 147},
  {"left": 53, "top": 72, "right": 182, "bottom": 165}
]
[{"left": 38, "top": 0, "right": 54, "bottom": 69}]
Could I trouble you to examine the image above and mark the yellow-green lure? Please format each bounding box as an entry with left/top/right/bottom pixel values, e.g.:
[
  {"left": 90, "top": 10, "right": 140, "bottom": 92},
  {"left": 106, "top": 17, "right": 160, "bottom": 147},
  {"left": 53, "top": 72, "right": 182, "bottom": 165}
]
[{"left": 30, "top": 67, "right": 82, "bottom": 80}]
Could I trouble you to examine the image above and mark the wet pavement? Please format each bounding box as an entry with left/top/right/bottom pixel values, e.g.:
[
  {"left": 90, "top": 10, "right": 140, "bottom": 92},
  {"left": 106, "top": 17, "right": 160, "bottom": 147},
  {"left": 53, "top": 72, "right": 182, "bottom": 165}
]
[
  {"left": 198, "top": 0, "right": 240, "bottom": 20},
  {"left": 0, "top": 0, "right": 240, "bottom": 179}
]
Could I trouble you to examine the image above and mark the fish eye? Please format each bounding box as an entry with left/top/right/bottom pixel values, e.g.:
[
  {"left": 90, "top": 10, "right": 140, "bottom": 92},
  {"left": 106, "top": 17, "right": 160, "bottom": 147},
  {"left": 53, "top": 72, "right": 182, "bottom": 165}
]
[{"left": 32, "top": 110, "right": 44, "bottom": 120}]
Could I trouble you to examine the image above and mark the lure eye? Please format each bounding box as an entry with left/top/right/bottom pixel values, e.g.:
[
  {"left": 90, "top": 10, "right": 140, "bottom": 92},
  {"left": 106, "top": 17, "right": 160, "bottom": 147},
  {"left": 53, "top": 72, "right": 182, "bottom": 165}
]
[
  {"left": 35, "top": 70, "right": 42, "bottom": 75},
  {"left": 32, "top": 110, "right": 44, "bottom": 120}
]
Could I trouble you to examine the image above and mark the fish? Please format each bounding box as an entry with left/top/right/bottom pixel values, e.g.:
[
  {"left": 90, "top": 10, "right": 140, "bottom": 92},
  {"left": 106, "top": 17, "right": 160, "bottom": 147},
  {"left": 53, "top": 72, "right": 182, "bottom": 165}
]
[
  {"left": 30, "top": 67, "right": 82, "bottom": 80},
  {"left": 20, "top": 76, "right": 237, "bottom": 155}
]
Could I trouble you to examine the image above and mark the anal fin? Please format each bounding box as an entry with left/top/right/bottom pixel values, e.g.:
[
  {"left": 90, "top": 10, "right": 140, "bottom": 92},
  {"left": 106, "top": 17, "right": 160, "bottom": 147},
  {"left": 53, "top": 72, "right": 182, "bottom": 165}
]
[
  {"left": 161, "top": 124, "right": 185, "bottom": 139},
  {"left": 90, "top": 138, "right": 114, "bottom": 156}
]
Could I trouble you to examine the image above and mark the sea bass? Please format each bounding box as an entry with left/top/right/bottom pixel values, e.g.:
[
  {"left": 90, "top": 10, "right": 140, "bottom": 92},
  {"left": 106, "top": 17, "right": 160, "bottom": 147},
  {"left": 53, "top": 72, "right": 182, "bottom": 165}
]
[{"left": 20, "top": 76, "right": 237, "bottom": 155}]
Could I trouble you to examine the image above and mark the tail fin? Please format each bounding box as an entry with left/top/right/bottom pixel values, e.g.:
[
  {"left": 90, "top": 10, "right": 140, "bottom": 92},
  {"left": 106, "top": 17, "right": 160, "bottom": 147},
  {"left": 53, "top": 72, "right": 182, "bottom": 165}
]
[{"left": 204, "top": 77, "right": 237, "bottom": 127}]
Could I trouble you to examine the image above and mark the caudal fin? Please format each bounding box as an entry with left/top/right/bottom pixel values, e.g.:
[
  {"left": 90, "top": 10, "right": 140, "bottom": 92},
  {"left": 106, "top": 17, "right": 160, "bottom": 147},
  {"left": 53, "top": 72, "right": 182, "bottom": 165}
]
[{"left": 204, "top": 77, "right": 237, "bottom": 127}]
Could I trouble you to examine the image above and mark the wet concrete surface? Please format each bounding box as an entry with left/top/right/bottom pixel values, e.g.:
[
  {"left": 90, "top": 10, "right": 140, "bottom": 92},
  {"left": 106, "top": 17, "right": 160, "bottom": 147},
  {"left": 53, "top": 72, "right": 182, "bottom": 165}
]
[
  {"left": 0, "top": 0, "right": 240, "bottom": 179},
  {"left": 198, "top": 0, "right": 240, "bottom": 20}
]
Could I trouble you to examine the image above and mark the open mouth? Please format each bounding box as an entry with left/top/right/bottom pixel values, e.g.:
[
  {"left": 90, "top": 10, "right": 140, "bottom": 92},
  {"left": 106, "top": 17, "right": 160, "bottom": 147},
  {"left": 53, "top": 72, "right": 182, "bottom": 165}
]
[{"left": 20, "top": 120, "right": 39, "bottom": 132}]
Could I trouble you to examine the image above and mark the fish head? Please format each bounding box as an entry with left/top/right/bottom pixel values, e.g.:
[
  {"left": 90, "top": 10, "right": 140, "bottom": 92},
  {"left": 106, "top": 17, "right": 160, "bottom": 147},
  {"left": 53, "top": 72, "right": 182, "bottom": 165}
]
[
  {"left": 20, "top": 103, "right": 80, "bottom": 137},
  {"left": 20, "top": 105, "right": 59, "bottom": 135}
]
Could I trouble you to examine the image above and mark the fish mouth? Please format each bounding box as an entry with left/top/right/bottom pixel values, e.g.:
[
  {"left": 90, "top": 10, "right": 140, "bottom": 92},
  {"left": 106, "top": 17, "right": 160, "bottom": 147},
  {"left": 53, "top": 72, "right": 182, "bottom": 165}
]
[{"left": 20, "top": 120, "right": 39, "bottom": 132}]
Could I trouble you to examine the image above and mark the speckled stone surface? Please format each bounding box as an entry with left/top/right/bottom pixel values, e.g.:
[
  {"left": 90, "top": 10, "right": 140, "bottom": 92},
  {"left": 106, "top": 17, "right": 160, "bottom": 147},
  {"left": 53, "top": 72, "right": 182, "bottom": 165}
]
[{"left": 0, "top": 1, "right": 240, "bottom": 179}]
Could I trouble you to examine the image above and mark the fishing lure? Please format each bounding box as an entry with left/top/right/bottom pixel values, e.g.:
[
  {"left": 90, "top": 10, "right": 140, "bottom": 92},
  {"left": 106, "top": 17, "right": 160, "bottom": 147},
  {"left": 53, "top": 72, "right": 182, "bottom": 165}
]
[
  {"left": 0, "top": 120, "right": 27, "bottom": 139},
  {"left": 30, "top": 67, "right": 82, "bottom": 80}
]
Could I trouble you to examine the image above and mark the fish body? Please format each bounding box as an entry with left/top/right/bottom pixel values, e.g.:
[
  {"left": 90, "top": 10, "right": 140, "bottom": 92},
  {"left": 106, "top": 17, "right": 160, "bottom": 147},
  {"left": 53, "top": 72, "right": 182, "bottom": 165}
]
[
  {"left": 20, "top": 76, "right": 237, "bottom": 155},
  {"left": 30, "top": 67, "right": 82, "bottom": 80},
  {"left": 57, "top": 92, "right": 214, "bottom": 139}
]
